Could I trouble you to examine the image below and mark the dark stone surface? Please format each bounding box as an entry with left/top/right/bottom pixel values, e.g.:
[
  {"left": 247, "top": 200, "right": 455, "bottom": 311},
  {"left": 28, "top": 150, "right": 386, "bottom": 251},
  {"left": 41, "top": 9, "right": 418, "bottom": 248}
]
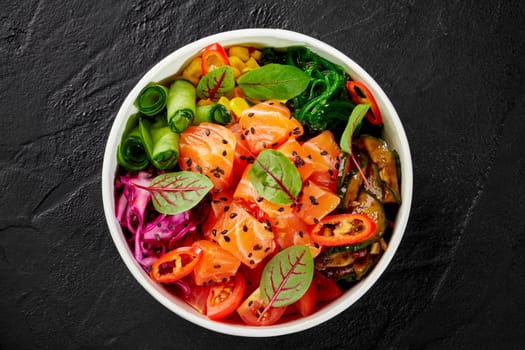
[{"left": 1, "top": 0, "right": 524, "bottom": 349}]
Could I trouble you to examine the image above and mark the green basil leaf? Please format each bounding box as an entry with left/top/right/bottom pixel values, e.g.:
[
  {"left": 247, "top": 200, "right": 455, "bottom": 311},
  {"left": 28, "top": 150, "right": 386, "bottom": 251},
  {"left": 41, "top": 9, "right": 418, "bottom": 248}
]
[
  {"left": 238, "top": 64, "right": 310, "bottom": 100},
  {"left": 340, "top": 103, "right": 370, "bottom": 154},
  {"left": 248, "top": 149, "right": 302, "bottom": 204},
  {"left": 133, "top": 171, "right": 213, "bottom": 215},
  {"left": 260, "top": 245, "right": 314, "bottom": 308},
  {"left": 196, "top": 65, "right": 235, "bottom": 101}
]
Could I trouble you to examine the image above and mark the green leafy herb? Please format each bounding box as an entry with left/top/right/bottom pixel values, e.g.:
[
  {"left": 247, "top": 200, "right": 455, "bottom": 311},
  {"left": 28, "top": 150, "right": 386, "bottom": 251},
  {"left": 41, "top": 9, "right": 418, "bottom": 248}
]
[
  {"left": 248, "top": 149, "right": 302, "bottom": 205},
  {"left": 340, "top": 103, "right": 370, "bottom": 154},
  {"left": 258, "top": 245, "right": 314, "bottom": 320},
  {"left": 340, "top": 104, "right": 371, "bottom": 189},
  {"left": 238, "top": 63, "right": 310, "bottom": 100},
  {"left": 133, "top": 171, "right": 213, "bottom": 215},
  {"left": 197, "top": 65, "right": 235, "bottom": 101}
]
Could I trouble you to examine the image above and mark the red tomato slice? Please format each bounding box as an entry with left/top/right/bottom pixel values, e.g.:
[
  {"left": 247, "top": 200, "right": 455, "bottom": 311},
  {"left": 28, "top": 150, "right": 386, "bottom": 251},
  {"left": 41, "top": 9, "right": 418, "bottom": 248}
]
[
  {"left": 150, "top": 246, "right": 203, "bottom": 283},
  {"left": 212, "top": 202, "right": 275, "bottom": 267},
  {"left": 277, "top": 138, "right": 314, "bottom": 181},
  {"left": 314, "top": 271, "right": 343, "bottom": 303},
  {"left": 295, "top": 180, "right": 340, "bottom": 225},
  {"left": 206, "top": 273, "right": 246, "bottom": 320},
  {"left": 192, "top": 240, "right": 241, "bottom": 286},
  {"left": 178, "top": 276, "right": 210, "bottom": 314},
  {"left": 295, "top": 281, "right": 317, "bottom": 317},
  {"left": 237, "top": 288, "right": 287, "bottom": 326},
  {"left": 179, "top": 123, "right": 236, "bottom": 191},
  {"left": 239, "top": 100, "right": 303, "bottom": 155},
  {"left": 302, "top": 130, "right": 342, "bottom": 193}
]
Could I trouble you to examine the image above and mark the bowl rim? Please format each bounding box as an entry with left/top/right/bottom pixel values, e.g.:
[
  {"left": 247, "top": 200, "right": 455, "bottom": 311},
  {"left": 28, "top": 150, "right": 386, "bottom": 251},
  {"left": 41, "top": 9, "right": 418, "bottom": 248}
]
[{"left": 102, "top": 28, "right": 413, "bottom": 337}]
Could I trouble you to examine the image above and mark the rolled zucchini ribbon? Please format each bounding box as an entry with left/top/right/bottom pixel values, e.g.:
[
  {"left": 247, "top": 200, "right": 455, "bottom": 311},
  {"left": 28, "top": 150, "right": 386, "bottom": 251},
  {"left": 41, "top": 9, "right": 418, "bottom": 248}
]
[
  {"left": 136, "top": 84, "right": 168, "bottom": 116},
  {"left": 117, "top": 114, "right": 149, "bottom": 171},
  {"left": 167, "top": 79, "right": 196, "bottom": 133},
  {"left": 139, "top": 116, "right": 179, "bottom": 170},
  {"left": 194, "top": 103, "right": 232, "bottom": 125}
]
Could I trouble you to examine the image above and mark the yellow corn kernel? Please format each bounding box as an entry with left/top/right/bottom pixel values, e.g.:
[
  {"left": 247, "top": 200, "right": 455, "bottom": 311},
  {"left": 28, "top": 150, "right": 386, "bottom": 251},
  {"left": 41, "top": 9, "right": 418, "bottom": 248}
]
[
  {"left": 217, "top": 96, "right": 231, "bottom": 110},
  {"left": 229, "top": 97, "right": 250, "bottom": 118},
  {"left": 181, "top": 57, "right": 202, "bottom": 85},
  {"left": 250, "top": 49, "right": 262, "bottom": 62},
  {"left": 228, "top": 46, "right": 250, "bottom": 62},
  {"left": 245, "top": 57, "right": 260, "bottom": 69},
  {"left": 242, "top": 57, "right": 260, "bottom": 73},
  {"left": 231, "top": 66, "right": 241, "bottom": 78},
  {"left": 228, "top": 56, "right": 245, "bottom": 72}
]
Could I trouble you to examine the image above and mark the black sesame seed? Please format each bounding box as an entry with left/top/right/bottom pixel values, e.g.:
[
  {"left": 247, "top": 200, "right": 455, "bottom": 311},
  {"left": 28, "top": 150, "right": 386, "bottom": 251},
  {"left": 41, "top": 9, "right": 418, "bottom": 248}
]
[
  {"left": 248, "top": 112, "right": 254, "bottom": 117},
  {"left": 321, "top": 150, "right": 328, "bottom": 156},
  {"left": 222, "top": 139, "right": 228, "bottom": 144},
  {"left": 240, "top": 155, "right": 247, "bottom": 160},
  {"left": 212, "top": 229, "right": 217, "bottom": 236},
  {"left": 205, "top": 129, "right": 210, "bottom": 136},
  {"left": 224, "top": 235, "right": 230, "bottom": 242},
  {"left": 248, "top": 252, "right": 252, "bottom": 258},
  {"left": 223, "top": 205, "right": 230, "bottom": 212},
  {"left": 309, "top": 196, "right": 319, "bottom": 205},
  {"left": 278, "top": 207, "right": 284, "bottom": 212},
  {"left": 220, "top": 196, "right": 228, "bottom": 202},
  {"left": 243, "top": 225, "right": 248, "bottom": 232},
  {"left": 213, "top": 172, "right": 220, "bottom": 178},
  {"left": 256, "top": 197, "right": 263, "bottom": 202},
  {"left": 186, "top": 158, "right": 192, "bottom": 167},
  {"left": 229, "top": 213, "right": 238, "bottom": 219},
  {"left": 250, "top": 127, "right": 255, "bottom": 134},
  {"left": 213, "top": 264, "right": 221, "bottom": 269},
  {"left": 264, "top": 247, "right": 271, "bottom": 253},
  {"left": 222, "top": 150, "right": 227, "bottom": 156},
  {"left": 253, "top": 244, "right": 262, "bottom": 251},
  {"left": 314, "top": 218, "right": 320, "bottom": 224},
  {"left": 249, "top": 259, "right": 255, "bottom": 265},
  {"left": 221, "top": 229, "right": 228, "bottom": 235},
  {"left": 298, "top": 231, "right": 304, "bottom": 238}
]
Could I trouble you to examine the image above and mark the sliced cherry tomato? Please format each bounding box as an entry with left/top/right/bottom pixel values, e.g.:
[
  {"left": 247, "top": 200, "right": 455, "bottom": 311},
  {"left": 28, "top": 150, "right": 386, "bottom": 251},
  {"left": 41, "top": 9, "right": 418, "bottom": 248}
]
[
  {"left": 346, "top": 81, "right": 383, "bottom": 125},
  {"left": 179, "top": 122, "right": 236, "bottom": 191},
  {"left": 150, "top": 246, "right": 203, "bottom": 283},
  {"left": 302, "top": 130, "right": 342, "bottom": 193},
  {"left": 310, "top": 213, "right": 376, "bottom": 247},
  {"left": 295, "top": 281, "right": 317, "bottom": 317},
  {"left": 178, "top": 276, "right": 210, "bottom": 314},
  {"left": 192, "top": 240, "right": 241, "bottom": 286},
  {"left": 239, "top": 100, "right": 303, "bottom": 155},
  {"left": 313, "top": 271, "right": 343, "bottom": 303},
  {"left": 201, "top": 42, "right": 231, "bottom": 75},
  {"left": 237, "top": 288, "right": 287, "bottom": 326},
  {"left": 206, "top": 273, "right": 246, "bottom": 320}
]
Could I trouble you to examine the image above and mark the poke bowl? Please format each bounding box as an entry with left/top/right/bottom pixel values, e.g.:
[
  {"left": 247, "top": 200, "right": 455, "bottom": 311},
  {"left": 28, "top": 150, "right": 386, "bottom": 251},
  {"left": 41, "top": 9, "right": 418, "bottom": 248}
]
[{"left": 101, "top": 28, "right": 413, "bottom": 337}]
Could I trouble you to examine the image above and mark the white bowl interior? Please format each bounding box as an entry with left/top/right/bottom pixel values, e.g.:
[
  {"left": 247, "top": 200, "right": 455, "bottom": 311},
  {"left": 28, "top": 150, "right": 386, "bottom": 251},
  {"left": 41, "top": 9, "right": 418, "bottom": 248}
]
[{"left": 102, "top": 28, "right": 413, "bottom": 337}]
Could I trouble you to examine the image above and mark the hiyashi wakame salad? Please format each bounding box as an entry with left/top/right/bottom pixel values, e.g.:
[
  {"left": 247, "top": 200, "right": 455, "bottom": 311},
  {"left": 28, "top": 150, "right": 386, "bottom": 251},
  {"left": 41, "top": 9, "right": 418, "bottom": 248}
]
[{"left": 115, "top": 42, "right": 401, "bottom": 325}]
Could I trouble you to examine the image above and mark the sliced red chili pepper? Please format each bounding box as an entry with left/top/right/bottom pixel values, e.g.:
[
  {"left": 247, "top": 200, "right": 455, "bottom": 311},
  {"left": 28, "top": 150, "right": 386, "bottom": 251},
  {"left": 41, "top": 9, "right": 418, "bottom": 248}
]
[
  {"left": 310, "top": 213, "right": 376, "bottom": 246},
  {"left": 150, "top": 246, "right": 203, "bottom": 283},
  {"left": 201, "top": 42, "right": 231, "bottom": 75},
  {"left": 346, "top": 81, "right": 383, "bottom": 125}
]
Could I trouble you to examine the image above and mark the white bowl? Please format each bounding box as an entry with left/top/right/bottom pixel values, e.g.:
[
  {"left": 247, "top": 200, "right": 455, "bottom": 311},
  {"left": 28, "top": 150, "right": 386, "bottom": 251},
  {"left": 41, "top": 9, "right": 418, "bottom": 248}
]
[{"left": 102, "top": 28, "right": 413, "bottom": 337}]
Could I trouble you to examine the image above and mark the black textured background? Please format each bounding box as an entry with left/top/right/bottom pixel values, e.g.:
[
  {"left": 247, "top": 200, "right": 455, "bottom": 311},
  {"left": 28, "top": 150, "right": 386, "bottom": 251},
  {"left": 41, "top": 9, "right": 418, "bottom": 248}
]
[{"left": 2, "top": 1, "right": 525, "bottom": 349}]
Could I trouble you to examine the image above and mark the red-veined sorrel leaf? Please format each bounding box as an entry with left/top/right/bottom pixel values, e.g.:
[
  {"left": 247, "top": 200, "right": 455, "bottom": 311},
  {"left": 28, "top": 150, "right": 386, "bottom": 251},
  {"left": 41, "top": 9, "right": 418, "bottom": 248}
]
[
  {"left": 132, "top": 171, "right": 213, "bottom": 215},
  {"left": 196, "top": 65, "right": 235, "bottom": 101},
  {"left": 340, "top": 103, "right": 370, "bottom": 154},
  {"left": 340, "top": 103, "right": 371, "bottom": 189},
  {"left": 259, "top": 245, "right": 314, "bottom": 320},
  {"left": 248, "top": 149, "right": 302, "bottom": 205},
  {"left": 238, "top": 64, "right": 310, "bottom": 100}
]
